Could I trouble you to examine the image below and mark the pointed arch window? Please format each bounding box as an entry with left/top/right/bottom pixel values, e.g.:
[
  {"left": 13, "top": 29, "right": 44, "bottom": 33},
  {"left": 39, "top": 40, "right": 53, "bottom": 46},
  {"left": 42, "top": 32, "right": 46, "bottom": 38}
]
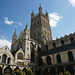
[
  {"left": 2, "top": 54, "right": 7, "bottom": 63},
  {"left": 46, "top": 56, "right": 51, "bottom": 65},
  {"left": 52, "top": 42, "right": 56, "bottom": 48},
  {"left": 70, "top": 37, "right": 74, "bottom": 43},
  {"left": 61, "top": 40, "right": 65, "bottom": 46},
  {"left": 17, "top": 52, "right": 23, "bottom": 60},
  {"left": 68, "top": 51, "right": 74, "bottom": 62},
  {"left": 56, "top": 54, "right": 62, "bottom": 63}
]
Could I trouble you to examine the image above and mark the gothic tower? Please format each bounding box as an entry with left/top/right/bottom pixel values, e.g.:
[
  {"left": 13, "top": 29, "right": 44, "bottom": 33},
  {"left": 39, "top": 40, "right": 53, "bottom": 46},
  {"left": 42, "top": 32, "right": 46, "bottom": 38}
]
[
  {"left": 12, "top": 29, "right": 17, "bottom": 45},
  {"left": 30, "top": 5, "right": 52, "bottom": 44}
]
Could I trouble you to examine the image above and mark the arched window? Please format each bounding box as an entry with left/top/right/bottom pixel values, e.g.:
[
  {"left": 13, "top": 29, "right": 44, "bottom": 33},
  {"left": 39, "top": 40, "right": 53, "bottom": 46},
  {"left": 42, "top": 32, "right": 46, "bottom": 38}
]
[
  {"left": 61, "top": 40, "right": 65, "bottom": 46},
  {"left": 7, "top": 58, "right": 10, "bottom": 64},
  {"left": 56, "top": 54, "right": 62, "bottom": 63},
  {"left": 43, "top": 68, "right": 49, "bottom": 75},
  {"left": 52, "top": 42, "right": 56, "bottom": 48},
  {"left": 57, "top": 66, "right": 64, "bottom": 74},
  {"left": 38, "top": 57, "right": 43, "bottom": 66},
  {"left": 38, "top": 69, "right": 42, "bottom": 75},
  {"left": 4, "top": 66, "right": 12, "bottom": 74},
  {"left": 37, "top": 46, "right": 41, "bottom": 54},
  {"left": 45, "top": 45, "right": 48, "bottom": 50},
  {"left": 68, "top": 51, "right": 74, "bottom": 62},
  {"left": 31, "top": 52, "right": 34, "bottom": 62},
  {"left": 70, "top": 37, "right": 74, "bottom": 43},
  {"left": 0, "top": 67, "right": 2, "bottom": 74},
  {"left": 46, "top": 56, "right": 51, "bottom": 65},
  {"left": 30, "top": 42, "right": 34, "bottom": 52},
  {"left": 50, "top": 67, "right": 56, "bottom": 75},
  {"left": 2, "top": 54, "right": 7, "bottom": 63},
  {"left": 17, "top": 52, "right": 23, "bottom": 60}
]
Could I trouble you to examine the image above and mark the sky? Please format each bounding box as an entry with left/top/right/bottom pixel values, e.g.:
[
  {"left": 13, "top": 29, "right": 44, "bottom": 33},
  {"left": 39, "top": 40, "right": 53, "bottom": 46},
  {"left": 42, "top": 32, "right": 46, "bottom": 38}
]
[{"left": 0, "top": 0, "right": 75, "bottom": 49}]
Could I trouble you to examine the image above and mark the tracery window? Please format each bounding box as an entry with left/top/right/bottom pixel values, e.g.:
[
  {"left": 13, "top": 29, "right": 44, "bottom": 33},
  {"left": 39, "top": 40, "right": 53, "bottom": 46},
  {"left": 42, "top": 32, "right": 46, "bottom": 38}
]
[
  {"left": 17, "top": 52, "right": 23, "bottom": 60},
  {"left": 2, "top": 54, "right": 7, "bottom": 63}
]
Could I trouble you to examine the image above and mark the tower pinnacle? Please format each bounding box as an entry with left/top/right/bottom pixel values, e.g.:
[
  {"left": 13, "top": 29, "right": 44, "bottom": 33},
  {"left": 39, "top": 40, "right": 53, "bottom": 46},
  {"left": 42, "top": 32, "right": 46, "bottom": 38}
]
[{"left": 39, "top": 4, "right": 42, "bottom": 14}]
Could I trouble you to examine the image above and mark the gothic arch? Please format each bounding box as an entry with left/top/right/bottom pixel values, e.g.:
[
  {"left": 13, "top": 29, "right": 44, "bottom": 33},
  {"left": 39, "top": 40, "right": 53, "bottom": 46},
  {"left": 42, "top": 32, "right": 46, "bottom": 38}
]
[
  {"left": 4, "top": 66, "right": 12, "bottom": 74},
  {"left": 35, "top": 69, "right": 38, "bottom": 75},
  {"left": 14, "top": 66, "right": 20, "bottom": 74},
  {"left": 37, "top": 46, "right": 41, "bottom": 54},
  {"left": 0, "top": 67, "right": 2, "bottom": 75},
  {"left": 2, "top": 54, "right": 7, "bottom": 63},
  {"left": 70, "top": 37, "right": 74, "bottom": 43},
  {"left": 38, "top": 57, "right": 43, "bottom": 66},
  {"left": 43, "top": 68, "right": 49, "bottom": 75},
  {"left": 17, "top": 52, "right": 23, "bottom": 60},
  {"left": 65, "top": 65, "right": 74, "bottom": 75},
  {"left": 52, "top": 42, "right": 56, "bottom": 48},
  {"left": 68, "top": 51, "right": 74, "bottom": 62},
  {"left": 30, "top": 42, "right": 34, "bottom": 51},
  {"left": 50, "top": 67, "right": 56, "bottom": 75},
  {"left": 7, "top": 58, "right": 11, "bottom": 64},
  {"left": 46, "top": 56, "right": 51, "bottom": 65},
  {"left": 56, "top": 54, "right": 62, "bottom": 63},
  {"left": 38, "top": 69, "right": 42, "bottom": 75},
  {"left": 57, "top": 66, "right": 64, "bottom": 74},
  {"left": 61, "top": 40, "right": 65, "bottom": 46},
  {"left": 22, "top": 68, "right": 27, "bottom": 74}
]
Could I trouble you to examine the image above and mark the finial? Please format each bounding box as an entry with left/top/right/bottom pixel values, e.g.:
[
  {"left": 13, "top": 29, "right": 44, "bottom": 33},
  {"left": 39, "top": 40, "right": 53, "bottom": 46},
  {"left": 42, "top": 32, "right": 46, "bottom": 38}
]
[
  {"left": 39, "top": 4, "right": 42, "bottom": 14},
  {"left": 13, "top": 29, "right": 17, "bottom": 36},
  {"left": 40, "top": 4, "right": 41, "bottom": 7}
]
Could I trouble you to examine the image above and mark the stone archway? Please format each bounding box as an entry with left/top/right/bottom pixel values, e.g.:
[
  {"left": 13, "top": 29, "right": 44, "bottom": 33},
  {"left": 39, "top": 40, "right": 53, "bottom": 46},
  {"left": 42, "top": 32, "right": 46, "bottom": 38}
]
[
  {"left": 65, "top": 65, "right": 74, "bottom": 75},
  {"left": 46, "top": 56, "right": 51, "bottom": 65},
  {"left": 57, "top": 66, "right": 64, "bottom": 74},
  {"left": 38, "top": 57, "right": 43, "bottom": 66},
  {"left": 22, "top": 68, "right": 27, "bottom": 74},
  {"left": 35, "top": 69, "right": 38, "bottom": 75},
  {"left": 14, "top": 66, "right": 20, "bottom": 74},
  {"left": 38, "top": 69, "right": 42, "bottom": 75},
  {"left": 50, "top": 67, "right": 56, "bottom": 75},
  {"left": 4, "top": 66, "right": 12, "bottom": 75},
  {"left": 43, "top": 68, "right": 49, "bottom": 75},
  {"left": 0, "top": 67, "right": 2, "bottom": 75}
]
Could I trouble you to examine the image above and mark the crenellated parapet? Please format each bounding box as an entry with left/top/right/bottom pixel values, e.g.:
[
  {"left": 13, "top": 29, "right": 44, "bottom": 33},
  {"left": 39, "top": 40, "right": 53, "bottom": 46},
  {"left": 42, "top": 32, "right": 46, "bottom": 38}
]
[{"left": 46, "top": 32, "right": 75, "bottom": 50}]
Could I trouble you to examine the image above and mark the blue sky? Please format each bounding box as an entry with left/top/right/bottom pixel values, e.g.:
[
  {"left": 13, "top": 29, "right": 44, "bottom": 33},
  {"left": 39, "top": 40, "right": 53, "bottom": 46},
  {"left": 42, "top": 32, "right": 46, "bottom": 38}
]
[{"left": 0, "top": 0, "right": 75, "bottom": 49}]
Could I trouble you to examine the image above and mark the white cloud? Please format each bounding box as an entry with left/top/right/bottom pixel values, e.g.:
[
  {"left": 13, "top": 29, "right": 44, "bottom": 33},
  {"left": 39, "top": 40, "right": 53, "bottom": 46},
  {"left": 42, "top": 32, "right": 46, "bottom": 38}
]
[
  {"left": 69, "top": 0, "right": 75, "bottom": 6},
  {"left": 0, "top": 39, "right": 11, "bottom": 49},
  {"left": 3, "top": 17, "right": 14, "bottom": 25},
  {"left": 49, "top": 13, "right": 62, "bottom": 27},
  {"left": 15, "top": 22, "right": 22, "bottom": 26},
  {"left": 3, "top": 17, "right": 22, "bottom": 26}
]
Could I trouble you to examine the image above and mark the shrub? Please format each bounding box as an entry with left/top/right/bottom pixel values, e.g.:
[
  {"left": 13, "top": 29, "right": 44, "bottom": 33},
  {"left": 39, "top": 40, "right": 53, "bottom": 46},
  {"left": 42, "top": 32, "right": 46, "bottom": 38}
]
[
  {"left": 64, "top": 71, "right": 71, "bottom": 75},
  {"left": 16, "top": 70, "right": 26, "bottom": 75}
]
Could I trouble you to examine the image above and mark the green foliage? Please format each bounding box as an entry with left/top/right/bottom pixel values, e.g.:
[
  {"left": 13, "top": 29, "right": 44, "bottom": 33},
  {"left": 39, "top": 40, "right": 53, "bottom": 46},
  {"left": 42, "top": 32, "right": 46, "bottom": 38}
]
[
  {"left": 16, "top": 70, "right": 26, "bottom": 75},
  {"left": 59, "top": 71, "right": 71, "bottom": 75},
  {"left": 64, "top": 71, "right": 71, "bottom": 75},
  {"left": 16, "top": 68, "right": 33, "bottom": 75}
]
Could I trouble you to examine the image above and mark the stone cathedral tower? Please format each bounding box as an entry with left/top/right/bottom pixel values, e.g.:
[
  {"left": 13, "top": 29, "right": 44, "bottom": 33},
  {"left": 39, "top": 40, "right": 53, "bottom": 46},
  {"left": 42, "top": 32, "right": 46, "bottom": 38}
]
[{"left": 30, "top": 5, "right": 52, "bottom": 44}]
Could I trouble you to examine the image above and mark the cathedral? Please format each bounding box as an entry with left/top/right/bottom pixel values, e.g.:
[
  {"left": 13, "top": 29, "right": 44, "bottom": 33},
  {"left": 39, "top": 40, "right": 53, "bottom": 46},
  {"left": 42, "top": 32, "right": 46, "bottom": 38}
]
[{"left": 0, "top": 5, "right": 75, "bottom": 75}]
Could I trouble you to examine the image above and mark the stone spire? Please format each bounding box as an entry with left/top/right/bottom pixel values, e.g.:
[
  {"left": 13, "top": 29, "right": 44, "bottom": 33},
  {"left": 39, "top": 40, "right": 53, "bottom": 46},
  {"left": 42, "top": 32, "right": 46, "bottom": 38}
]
[
  {"left": 12, "top": 29, "right": 17, "bottom": 44},
  {"left": 31, "top": 10, "right": 34, "bottom": 19},
  {"left": 46, "top": 10, "right": 48, "bottom": 16},
  {"left": 39, "top": 4, "right": 42, "bottom": 14},
  {"left": 13, "top": 29, "right": 17, "bottom": 36},
  {"left": 24, "top": 23, "right": 29, "bottom": 32}
]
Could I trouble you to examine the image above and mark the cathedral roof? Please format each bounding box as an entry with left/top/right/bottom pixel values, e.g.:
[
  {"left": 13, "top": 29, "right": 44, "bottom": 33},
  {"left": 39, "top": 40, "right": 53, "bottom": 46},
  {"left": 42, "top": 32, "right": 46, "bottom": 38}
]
[{"left": 38, "top": 42, "right": 75, "bottom": 57}]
